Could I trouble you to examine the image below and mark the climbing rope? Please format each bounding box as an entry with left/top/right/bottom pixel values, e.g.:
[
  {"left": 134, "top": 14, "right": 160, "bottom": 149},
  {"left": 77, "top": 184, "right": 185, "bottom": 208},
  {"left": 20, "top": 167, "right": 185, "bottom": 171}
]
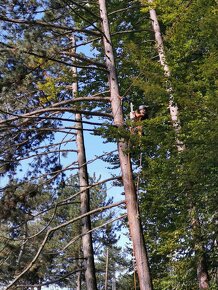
[{"left": 136, "top": 152, "right": 143, "bottom": 195}]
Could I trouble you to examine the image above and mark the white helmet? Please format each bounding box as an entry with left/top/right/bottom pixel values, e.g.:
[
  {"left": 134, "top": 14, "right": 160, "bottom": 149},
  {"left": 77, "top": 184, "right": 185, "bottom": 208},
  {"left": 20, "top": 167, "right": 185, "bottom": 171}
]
[{"left": 138, "top": 105, "right": 148, "bottom": 110}]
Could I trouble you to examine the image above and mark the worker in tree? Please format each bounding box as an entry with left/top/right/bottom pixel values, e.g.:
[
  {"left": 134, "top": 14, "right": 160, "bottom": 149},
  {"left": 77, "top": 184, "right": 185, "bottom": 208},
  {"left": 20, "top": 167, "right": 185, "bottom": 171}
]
[
  {"left": 130, "top": 104, "right": 148, "bottom": 136},
  {"left": 133, "top": 105, "right": 148, "bottom": 121}
]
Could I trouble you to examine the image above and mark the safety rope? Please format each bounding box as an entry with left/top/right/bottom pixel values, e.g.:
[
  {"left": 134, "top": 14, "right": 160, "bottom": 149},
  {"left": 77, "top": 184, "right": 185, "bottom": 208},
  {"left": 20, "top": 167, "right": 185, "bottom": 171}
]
[
  {"left": 133, "top": 252, "right": 137, "bottom": 290},
  {"left": 136, "top": 152, "right": 143, "bottom": 195},
  {"left": 132, "top": 150, "right": 143, "bottom": 290},
  {"left": 122, "top": 72, "right": 143, "bottom": 98}
]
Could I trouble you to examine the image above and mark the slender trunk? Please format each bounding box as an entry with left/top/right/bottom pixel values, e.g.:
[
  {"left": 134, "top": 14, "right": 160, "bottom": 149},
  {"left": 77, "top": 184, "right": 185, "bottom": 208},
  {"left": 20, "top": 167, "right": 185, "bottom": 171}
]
[
  {"left": 98, "top": 1, "right": 153, "bottom": 290},
  {"left": 76, "top": 270, "right": 82, "bottom": 290},
  {"left": 148, "top": 1, "right": 209, "bottom": 288},
  {"left": 17, "top": 222, "right": 27, "bottom": 267},
  {"left": 190, "top": 205, "right": 210, "bottom": 289},
  {"left": 72, "top": 35, "right": 97, "bottom": 290},
  {"left": 112, "top": 276, "right": 116, "bottom": 290},
  {"left": 76, "top": 112, "right": 97, "bottom": 290},
  {"left": 105, "top": 248, "right": 109, "bottom": 290}
]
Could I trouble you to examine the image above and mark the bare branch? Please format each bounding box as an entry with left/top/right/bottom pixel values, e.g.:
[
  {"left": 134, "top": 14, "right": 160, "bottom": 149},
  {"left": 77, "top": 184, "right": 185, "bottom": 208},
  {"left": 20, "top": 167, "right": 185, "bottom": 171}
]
[
  {"left": 112, "top": 29, "right": 152, "bottom": 36},
  {"left": 108, "top": 2, "right": 141, "bottom": 15},
  {"left": 61, "top": 50, "right": 106, "bottom": 68},
  {"left": 64, "top": 213, "right": 127, "bottom": 250},
  {"left": 0, "top": 42, "right": 107, "bottom": 71},
  {"left": 63, "top": 0, "right": 104, "bottom": 37},
  {"left": 0, "top": 15, "right": 101, "bottom": 36},
  {"left": 0, "top": 107, "right": 113, "bottom": 126},
  {"left": 10, "top": 149, "right": 77, "bottom": 163},
  {"left": 16, "top": 268, "right": 85, "bottom": 288},
  {"left": 8, "top": 175, "right": 121, "bottom": 240},
  {"left": 28, "top": 138, "right": 75, "bottom": 151}
]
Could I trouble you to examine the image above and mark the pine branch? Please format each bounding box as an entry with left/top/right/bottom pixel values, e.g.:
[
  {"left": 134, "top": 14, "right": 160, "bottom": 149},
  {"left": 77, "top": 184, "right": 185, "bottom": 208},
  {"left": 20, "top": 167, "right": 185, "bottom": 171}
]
[
  {"left": 0, "top": 41, "right": 108, "bottom": 71},
  {"left": 5, "top": 200, "right": 125, "bottom": 290},
  {"left": 0, "top": 15, "right": 101, "bottom": 36},
  {"left": 61, "top": 50, "right": 106, "bottom": 69},
  {"left": 0, "top": 107, "right": 113, "bottom": 126},
  {"left": 30, "top": 116, "right": 109, "bottom": 127},
  {"left": 108, "top": 2, "right": 141, "bottom": 15}
]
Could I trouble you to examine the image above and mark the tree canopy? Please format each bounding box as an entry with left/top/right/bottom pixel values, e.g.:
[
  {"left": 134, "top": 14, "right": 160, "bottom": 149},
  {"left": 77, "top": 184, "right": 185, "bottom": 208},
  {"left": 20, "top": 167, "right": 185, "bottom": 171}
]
[{"left": 0, "top": 0, "right": 217, "bottom": 289}]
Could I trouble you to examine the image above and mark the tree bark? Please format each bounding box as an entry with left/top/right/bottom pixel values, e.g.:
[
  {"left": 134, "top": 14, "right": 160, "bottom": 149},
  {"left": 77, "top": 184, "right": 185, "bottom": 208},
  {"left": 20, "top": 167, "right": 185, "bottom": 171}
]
[
  {"left": 105, "top": 248, "right": 109, "bottom": 290},
  {"left": 148, "top": 1, "right": 209, "bottom": 288},
  {"left": 148, "top": 1, "right": 185, "bottom": 152},
  {"left": 76, "top": 270, "right": 82, "bottom": 290},
  {"left": 72, "top": 35, "right": 97, "bottom": 290},
  {"left": 197, "top": 253, "right": 210, "bottom": 289},
  {"left": 98, "top": 1, "right": 153, "bottom": 290},
  {"left": 190, "top": 205, "right": 210, "bottom": 290}
]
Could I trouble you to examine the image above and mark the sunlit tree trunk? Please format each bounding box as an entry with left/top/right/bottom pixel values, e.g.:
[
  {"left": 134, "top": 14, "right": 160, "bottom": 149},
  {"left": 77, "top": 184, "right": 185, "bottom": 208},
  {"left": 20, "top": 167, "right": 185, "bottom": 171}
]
[
  {"left": 71, "top": 35, "right": 97, "bottom": 290},
  {"left": 148, "top": 1, "right": 209, "bottom": 288},
  {"left": 76, "top": 271, "right": 82, "bottom": 290},
  {"left": 98, "top": 1, "right": 153, "bottom": 290},
  {"left": 148, "top": 0, "right": 185, "bottom": 152}
]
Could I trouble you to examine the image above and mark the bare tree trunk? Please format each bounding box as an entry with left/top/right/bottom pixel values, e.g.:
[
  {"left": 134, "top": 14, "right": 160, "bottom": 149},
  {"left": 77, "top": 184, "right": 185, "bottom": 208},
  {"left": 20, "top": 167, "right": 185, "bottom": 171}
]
[
  {"left": 148, "top": 1, "right": 185, "bottom": 152},
  {"left": 105, "top": 248, "right": 109, "bottom": 290},
  {"left": 98, "top": 1, "right": 153, "bottom": 290},
  {"left": 112, "top": 276, "right": 116, "bottom": 290},
  {"left": 148, "top": 1, "right": 209, "bottom": 288},
  {"left": 71, "top": 35, "right": 97, "bottom": 290},
  {"left": 16, "top": 222, "right": 27, "bottom": 267},
  {"left": 76, "top": 270, "right": 82, "bottom": 290}
]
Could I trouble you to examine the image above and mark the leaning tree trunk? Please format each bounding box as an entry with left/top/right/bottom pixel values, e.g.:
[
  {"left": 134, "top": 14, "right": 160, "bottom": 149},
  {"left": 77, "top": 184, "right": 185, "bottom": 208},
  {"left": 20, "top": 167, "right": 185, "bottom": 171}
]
[
  {"left": 98, "top": 1, "right": 153, "bottom": 290},
  {"left": 71, "top": 35, "right": 97, "bottom": 290},
  {"left": 148, "top": 1, "right": 209, "bottom": 288}
]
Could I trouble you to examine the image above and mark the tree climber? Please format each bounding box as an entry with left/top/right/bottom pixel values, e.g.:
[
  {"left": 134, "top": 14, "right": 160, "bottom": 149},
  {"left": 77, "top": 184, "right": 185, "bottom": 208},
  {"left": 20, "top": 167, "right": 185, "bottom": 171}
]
[{"left": 130, "top": 104, "right": 148, "bottom": 136}]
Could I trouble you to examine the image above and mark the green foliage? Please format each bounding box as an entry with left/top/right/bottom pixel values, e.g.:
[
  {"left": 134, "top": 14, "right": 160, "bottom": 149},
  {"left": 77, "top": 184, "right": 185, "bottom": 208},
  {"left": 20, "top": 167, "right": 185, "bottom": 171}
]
[
  {"left": 37, "top": 74, "right": 61, "bottom": 104},
  {"left": 129, "top": 0, "right": 218, "bottom": 288},
  {"left": 0, "top": 0, "right": 217, "bottom": 289}
]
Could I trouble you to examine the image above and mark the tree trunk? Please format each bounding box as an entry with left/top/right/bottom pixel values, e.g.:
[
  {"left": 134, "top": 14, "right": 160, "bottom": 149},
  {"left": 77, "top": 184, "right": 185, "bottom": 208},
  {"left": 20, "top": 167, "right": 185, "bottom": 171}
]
[
  {"left": 148, "top": 1, "right": 209, "bottom": 288},
  {"left": 197, "top": 254, "right": 210, "bottom": 289},
  {"left": 190, "top": 205, "right": 210, "bottom": 290},
  {"left": 112, "top": 276, "right": 116, "bottom": 290},
  {"left": 16, "top": 222, "right": 27, "bottom": 267},
  {"left": 98, "top": 1, "right": 153, "bottom": 290},
  {"left": 148, "top": 1, "right": 185, "bottom": 152},
  {"left": 76, "top": 270, "right": 82, "bottom": 290},
  {"left": 105, "top": 248, "right": 109, "bottom": 290},
  {"left": 71, "top": 35, "right": 97, "bottom": 290}
]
